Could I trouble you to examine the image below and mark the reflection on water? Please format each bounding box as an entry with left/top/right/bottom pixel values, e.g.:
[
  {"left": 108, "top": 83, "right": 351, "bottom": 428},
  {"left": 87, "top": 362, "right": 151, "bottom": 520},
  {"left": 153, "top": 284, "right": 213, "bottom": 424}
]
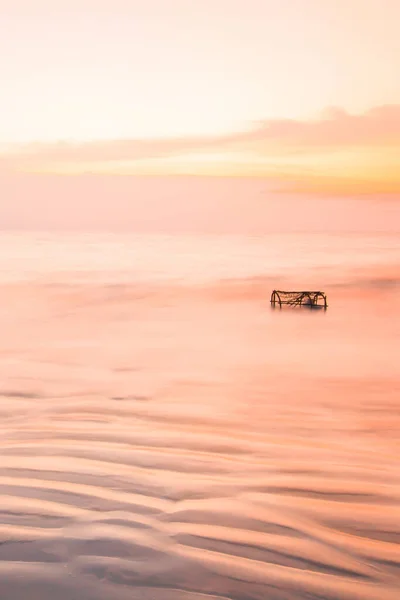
[{"left": 0, "top": 232, "right": 399, "bottom": 600}]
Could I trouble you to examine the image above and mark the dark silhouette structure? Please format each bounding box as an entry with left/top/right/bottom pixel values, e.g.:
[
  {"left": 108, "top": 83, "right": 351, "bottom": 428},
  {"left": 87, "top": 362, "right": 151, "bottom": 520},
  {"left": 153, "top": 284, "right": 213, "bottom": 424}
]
[{"left": 270, "top": 290, "right": 328, "bottom": 309}]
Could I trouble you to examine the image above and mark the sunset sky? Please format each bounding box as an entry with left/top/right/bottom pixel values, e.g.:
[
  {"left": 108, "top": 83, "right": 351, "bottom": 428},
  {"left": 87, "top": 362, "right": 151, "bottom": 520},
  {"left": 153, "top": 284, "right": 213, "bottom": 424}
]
[{"left": 1, "top": 0, "right": 400, "bottom": 199}]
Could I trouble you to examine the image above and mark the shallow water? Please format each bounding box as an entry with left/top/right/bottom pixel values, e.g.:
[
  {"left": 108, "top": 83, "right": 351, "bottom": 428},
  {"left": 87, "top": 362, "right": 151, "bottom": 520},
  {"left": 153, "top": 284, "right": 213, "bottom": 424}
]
[{"left": 0, "top": 231, "right": 399, "bottom": 600}]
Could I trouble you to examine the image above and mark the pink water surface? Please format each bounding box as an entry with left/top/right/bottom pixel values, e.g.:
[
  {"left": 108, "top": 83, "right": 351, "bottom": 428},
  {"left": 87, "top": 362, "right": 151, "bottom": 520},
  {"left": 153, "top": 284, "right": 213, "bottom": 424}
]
[{"left": 0, "top": 226, "right": 399, "bottom": 600}]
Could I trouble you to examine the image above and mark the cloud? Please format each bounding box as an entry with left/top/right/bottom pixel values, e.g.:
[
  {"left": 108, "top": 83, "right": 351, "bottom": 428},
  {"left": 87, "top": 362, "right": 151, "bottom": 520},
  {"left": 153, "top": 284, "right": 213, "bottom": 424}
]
[
  {"left": 1, "top": 104, "right": 399, "bottom": 166},
  {"left": 2, "top": 104, "right": 400, "bottom": 197},
  {"left": 252, "top": 105, "right": 400, "bottom": 148},
  {"left": 0, "top": 132, "right": 247, "bottom": 165}
]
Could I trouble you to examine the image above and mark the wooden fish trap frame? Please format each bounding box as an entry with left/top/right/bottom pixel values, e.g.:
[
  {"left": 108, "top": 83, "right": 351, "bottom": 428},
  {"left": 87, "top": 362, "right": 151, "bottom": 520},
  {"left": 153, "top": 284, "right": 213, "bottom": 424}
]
[{"left": 270, "top": 290, "right": 328, "bottom": 309}]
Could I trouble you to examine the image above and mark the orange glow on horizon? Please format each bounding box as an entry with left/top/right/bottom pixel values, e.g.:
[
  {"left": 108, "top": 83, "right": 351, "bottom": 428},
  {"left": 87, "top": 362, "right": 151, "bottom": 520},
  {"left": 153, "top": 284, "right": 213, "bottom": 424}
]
[
  {"left": 1, "top": 1, "right": 400, "bottom": 196},
  {"left": 2, "top": 107, "right": 400, "bottom": 194}
]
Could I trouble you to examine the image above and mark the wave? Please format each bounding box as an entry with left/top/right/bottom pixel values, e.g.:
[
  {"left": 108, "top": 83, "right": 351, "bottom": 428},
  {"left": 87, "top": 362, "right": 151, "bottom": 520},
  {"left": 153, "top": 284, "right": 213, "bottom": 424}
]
[
  {"left": 0, "top": 274, "right": 399, "bottom": 599},
  {"left": 1, "top": 384, "right": 399, "bottom": 600}
]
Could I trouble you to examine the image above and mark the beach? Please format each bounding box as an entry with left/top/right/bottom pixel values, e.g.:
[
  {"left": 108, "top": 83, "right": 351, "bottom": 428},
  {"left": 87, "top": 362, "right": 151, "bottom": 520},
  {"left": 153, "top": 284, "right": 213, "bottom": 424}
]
[
  {"left": 0, "top": 229, "right": 399, "bottom": 600},
  {"left": 2, "top": 0, "right": 400, "bottom": 595}
]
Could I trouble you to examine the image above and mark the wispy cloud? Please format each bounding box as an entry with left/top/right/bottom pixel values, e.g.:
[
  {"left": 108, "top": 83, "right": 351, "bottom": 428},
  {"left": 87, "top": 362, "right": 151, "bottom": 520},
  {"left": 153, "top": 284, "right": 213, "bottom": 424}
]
[
  {"left": 2, "top": 105, "right": 400, "bottom": 193},
  {"left": 249, "top": 105, "right": 400, "bottom": 148},
  {"left": 1, "top": 105, "right": 399, "bottom": 162}
]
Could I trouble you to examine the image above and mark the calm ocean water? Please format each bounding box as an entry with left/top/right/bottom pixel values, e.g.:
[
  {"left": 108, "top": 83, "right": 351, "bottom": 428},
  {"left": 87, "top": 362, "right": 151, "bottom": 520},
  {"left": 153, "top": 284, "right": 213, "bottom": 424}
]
[
  {"left": 0, "top": 225, "right": 399, "bottom": 599},
  {"left": 0, "top": 230, "right": 399, "bottom": 285}
]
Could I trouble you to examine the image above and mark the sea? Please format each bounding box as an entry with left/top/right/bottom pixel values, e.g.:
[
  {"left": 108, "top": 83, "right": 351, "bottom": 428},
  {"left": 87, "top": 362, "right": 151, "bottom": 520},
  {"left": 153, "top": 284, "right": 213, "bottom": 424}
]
[{"left": 0, "top": 193, "right": 399, "bottom": 600}]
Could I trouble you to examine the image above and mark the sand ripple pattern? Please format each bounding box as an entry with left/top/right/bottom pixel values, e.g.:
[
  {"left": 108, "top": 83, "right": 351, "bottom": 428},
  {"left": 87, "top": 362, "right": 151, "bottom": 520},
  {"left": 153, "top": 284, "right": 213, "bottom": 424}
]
[{"left": 0, "top": 282, "right": 399, "bottom": 599}]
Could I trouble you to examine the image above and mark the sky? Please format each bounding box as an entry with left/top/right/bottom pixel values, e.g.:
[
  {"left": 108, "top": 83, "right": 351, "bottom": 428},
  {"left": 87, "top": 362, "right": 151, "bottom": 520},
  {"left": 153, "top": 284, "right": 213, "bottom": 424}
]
[{"left": 1, "top": 0, "right": 400, "bottom": 229}]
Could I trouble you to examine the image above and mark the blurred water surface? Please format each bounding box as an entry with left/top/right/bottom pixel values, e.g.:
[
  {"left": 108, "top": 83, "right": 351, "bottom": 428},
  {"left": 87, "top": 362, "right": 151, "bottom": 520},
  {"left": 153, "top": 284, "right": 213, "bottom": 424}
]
[{"left": 0, "top": 221, "right": 399, "bottom": 599}]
